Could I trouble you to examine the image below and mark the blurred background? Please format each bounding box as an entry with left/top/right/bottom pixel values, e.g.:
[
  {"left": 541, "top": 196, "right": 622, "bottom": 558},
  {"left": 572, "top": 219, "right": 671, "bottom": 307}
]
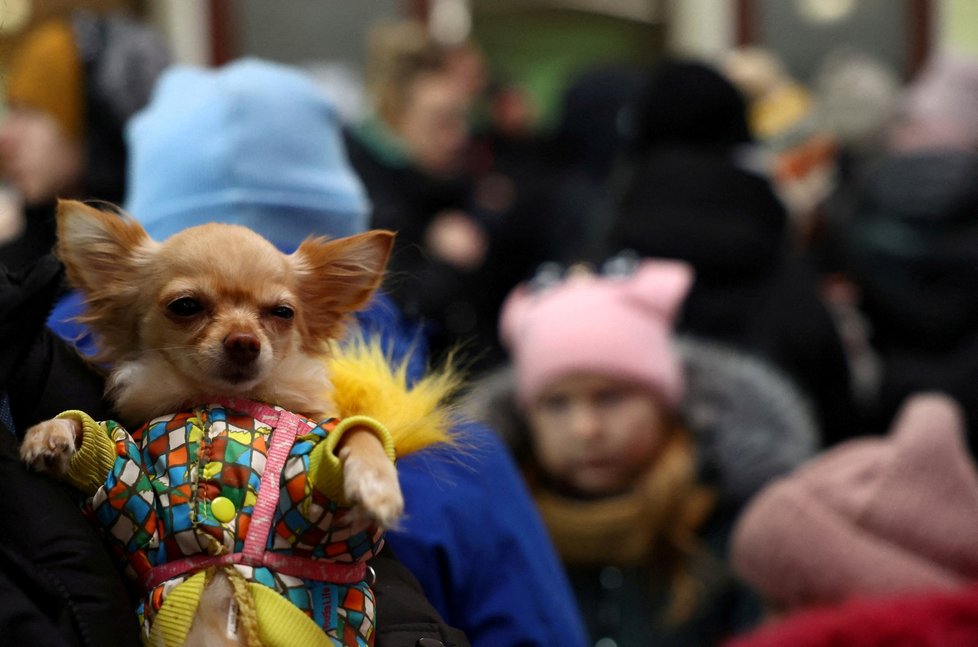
[
  {"left": 2, "top": 0, "right": 977, "bottom": 444},
  {"left": 1, "top": 0, "right": 968, "bottom": 125}
]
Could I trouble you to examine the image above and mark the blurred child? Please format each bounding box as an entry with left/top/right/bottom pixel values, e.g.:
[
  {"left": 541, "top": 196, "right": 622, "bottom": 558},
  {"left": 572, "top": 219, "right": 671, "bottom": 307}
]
[
  {"left": 0, "top": 10, "right": 169, "bottom": 269},
  {"left": 466, "top": 259, "right": 819, "bottom": 645}
]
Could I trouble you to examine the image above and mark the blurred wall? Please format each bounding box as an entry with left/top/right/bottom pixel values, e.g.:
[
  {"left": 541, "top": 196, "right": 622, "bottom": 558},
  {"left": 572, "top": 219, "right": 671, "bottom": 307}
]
[{"left": 940, "top": 0, "right": 978, "bottom": 56}]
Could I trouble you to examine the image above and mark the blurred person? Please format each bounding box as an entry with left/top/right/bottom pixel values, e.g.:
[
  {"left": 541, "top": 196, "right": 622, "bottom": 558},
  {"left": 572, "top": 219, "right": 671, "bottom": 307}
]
[
  {"left": 606, "top": 58, "right": 860, "bottom": 447},
  {"left": 840, "top": 147, "right": 978, "bottom": 447},
  {"left": 345, "top": 19, "right": 496, "bottom": 368},
  {"left": 721, "top": 46, "right": 838, "bottom": 244},
  {"left": 48, "top": 57, "right": 585, "bottom": 647},
  {"left": 808, "top": 49, "right": 903, "bottom": 274},
  {"left": 535, "top": 62, "right": 646, "bottom": 265},
  {"left": 886, "top": 53, "right": 978, "bottom": 154},
  {"left": 0, "top": 9, "right": 169, "bottom": 270},
  {"left": 463, "top": 259, "right": 819, "bottom": 646},
  {"left": 730, "top": 394, "right": 978, "bottom": 625}
]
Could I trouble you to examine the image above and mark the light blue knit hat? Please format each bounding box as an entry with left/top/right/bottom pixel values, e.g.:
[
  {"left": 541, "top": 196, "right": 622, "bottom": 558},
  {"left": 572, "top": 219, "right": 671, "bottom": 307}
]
[{"left": 124, "top": 58, "right": 369, "bottom": 249}]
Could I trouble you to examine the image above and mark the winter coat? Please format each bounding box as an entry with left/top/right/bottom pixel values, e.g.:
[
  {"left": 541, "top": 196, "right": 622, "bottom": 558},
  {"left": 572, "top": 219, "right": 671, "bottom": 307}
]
[
  {"left": 609, "top": 145, "right": 858, "bottom": 446},
  {"left": 0, "top": 254, "right": 140, "bottom": 647},
  {"left": 844, "top": 150, "right": 978, "bottom": 448},
  {"left": 463, "top": 336, "right": 819, "bottom": 645}
]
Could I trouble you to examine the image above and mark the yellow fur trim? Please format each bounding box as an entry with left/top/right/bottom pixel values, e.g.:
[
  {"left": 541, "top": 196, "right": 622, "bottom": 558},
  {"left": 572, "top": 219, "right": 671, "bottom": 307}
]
[{"left": 326, "top": 335, "right": 460, "bottom": 456}]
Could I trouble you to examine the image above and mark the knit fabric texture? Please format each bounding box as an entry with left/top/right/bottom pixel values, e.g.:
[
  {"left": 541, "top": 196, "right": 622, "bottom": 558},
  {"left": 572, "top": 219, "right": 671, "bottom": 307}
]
[
  {"left": 124, "top": 58, "right": 369, "bottom": 249},
  {"left": 499, "top": 260, "right": 693, "bottom": 407},
  {"left": 731, "top": 393, "right": 978, "bottom": 610}
]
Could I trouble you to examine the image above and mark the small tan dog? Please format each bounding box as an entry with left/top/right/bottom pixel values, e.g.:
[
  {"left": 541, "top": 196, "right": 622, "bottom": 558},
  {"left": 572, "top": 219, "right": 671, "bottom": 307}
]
[{"left": 20, "top": 200, "right": 411, "bottom": 646}]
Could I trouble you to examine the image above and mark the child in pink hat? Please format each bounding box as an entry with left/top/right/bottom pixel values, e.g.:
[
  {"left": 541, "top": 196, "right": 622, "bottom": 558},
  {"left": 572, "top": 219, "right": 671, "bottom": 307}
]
[{"left": 468, "top": 259, "right": 819, "bottom": 645}]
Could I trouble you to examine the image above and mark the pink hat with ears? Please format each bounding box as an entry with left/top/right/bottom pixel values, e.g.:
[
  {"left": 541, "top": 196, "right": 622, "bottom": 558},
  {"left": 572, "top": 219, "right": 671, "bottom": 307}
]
[{"left": 499, "top": 260, "right": 694, "bottom": 407}]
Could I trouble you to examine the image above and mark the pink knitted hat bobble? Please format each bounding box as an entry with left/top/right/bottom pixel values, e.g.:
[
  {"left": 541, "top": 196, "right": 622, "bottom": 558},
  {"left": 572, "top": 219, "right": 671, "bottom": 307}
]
[
  {"left": 499, "top": 260, "right": 694, "bottom": 407},
  {"left": 731, "top": 393, "right": 978, "bottom": 612}
]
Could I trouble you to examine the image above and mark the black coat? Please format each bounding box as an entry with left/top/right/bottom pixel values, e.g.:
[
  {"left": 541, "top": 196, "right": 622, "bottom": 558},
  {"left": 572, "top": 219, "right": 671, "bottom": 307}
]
[
  {"left": 844, "top": 151, "right": 978, "bottom": 451},
  {"left": 609, "top": 147, "right": 858, "bottom": 446}
]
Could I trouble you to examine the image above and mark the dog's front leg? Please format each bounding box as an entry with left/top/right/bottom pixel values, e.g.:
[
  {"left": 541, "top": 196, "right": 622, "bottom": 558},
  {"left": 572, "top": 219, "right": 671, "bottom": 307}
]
[
  {"left": 338, "top": 428, "right": 404, "bottom": 529},
  {"left": 19, "top": 417, "right": 82, "bottom": 477}
]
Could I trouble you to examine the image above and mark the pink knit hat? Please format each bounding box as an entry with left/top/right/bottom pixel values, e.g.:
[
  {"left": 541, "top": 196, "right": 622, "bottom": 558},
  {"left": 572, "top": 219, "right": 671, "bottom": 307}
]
[
  {"left": 499, "top": 260, "right": 693, "bottom": 407},
  {"left": 731, "top": 393, "right": 978, "bottom": 611}
]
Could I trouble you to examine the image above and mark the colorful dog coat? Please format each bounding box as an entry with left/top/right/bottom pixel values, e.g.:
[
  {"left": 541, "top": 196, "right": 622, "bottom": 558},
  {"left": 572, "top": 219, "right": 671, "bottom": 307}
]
[{"left": 57, "top": 340, "right": 458, "bottom": 647}]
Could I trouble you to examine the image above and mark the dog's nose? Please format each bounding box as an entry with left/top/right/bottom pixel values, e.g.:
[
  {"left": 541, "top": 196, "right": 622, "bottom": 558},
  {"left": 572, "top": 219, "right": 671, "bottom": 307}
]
[{"left": 224, "top": 332, "right": 261, "bottom": 364}]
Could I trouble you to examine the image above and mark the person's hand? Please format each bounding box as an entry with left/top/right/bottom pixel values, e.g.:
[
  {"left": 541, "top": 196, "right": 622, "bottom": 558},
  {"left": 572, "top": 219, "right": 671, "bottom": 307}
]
[{"left": 424, "top": 210, "right": 488, "bottom": 272}]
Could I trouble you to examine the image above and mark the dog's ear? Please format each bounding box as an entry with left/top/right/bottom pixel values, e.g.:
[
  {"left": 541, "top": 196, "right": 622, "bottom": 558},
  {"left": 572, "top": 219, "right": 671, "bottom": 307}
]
[
  {"left": 56, "top": 199, "right": 153, "bottom": 293},
  {"left": 293, "top": 230, "right": 394, "bottom": 339},
  {"left": 56, "top": 199, "right": 156, "bottom": 358}
]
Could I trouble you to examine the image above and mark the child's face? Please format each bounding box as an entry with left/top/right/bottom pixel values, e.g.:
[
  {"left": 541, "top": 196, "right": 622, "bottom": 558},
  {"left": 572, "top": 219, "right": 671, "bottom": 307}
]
[{"left": 527, "top": 373, "right": 666, "bottom": 496}]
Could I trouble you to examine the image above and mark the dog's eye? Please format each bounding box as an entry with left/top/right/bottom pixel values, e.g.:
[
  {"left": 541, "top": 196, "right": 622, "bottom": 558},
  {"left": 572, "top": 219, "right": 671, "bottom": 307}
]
[
  {"left": 167, "top": 297, "right": 203, "bottom": 317},
  {"left": 271, "top": 305, "right": 294, "bottom": 320}
]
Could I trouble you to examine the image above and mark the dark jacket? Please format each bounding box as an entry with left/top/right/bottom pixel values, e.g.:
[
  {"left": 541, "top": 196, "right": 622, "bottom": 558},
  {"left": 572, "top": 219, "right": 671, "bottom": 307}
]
[
  {"left": 343, "top": 121, "right": 486, "bottom": 365},
  {"left": 0, "top": 254, "right": 139, "bottom": 647},
  {"left": 609, "top": 145, "right": 858, "bottom": 446},
  {"left": 607, "top": 60, "right": 858, "bottom": 447},
  {"left": 844, "top": 150, "right": 978, "bottom": 450}
]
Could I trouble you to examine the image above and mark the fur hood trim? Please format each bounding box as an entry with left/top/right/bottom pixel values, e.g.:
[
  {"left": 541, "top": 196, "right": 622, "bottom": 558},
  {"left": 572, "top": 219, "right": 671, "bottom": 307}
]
[{"left": 328, "top": 334, "right": 461, "bottom": 457}]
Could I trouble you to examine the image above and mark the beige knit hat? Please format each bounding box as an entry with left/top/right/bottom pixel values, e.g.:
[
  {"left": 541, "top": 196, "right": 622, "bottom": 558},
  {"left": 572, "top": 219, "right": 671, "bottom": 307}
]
[{"left": 731, "top": 393, "right": 978, "bottom": 611}]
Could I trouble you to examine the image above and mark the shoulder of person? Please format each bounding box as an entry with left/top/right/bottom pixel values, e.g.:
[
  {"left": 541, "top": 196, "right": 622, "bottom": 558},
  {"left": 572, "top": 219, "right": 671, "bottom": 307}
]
[{"left": 678, "top": 336, "right": 820, "bottom": 505}]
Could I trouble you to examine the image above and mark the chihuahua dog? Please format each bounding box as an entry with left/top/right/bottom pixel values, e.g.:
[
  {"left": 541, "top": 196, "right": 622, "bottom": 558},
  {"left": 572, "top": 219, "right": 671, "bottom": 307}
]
[{"left": 20, "top": 200, "right": 401, "bottom": 646}]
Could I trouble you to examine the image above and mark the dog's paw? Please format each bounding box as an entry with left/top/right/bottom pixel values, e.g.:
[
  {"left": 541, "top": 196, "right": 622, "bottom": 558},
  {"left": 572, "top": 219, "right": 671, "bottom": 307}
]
[
  {"left": 340, "top": 445, "right": 404, "bottom": 529},
  {"left": 19, "top": 418, "right": 81, "bottom": 476}
]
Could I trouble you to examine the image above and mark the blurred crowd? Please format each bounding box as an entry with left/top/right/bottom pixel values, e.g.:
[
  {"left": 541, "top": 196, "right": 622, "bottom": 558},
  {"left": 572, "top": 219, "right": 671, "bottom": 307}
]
[{"left": 2, "top": 6, "right": 978, "bottom": 647}]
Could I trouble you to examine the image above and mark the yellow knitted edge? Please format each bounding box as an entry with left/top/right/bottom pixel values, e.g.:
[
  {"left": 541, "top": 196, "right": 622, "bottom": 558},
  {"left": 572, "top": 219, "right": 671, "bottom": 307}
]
[
  {"left": 56, "top": 410, "right": 116, "bottom": 495},
  {"left": 251, "top": 582, "right": 332, "bottom": 647},
  {"left": 147, "top": 571, "right": 207, "bottom": 647},
  {"left": 146, "top": 576, "right": 338, "bottom": 647},
  {"left": 326, "top": 334, "right": 462, "bottom": 457},
  {"left": 309, "top": 415, "right": 393, "bottom": 502}
]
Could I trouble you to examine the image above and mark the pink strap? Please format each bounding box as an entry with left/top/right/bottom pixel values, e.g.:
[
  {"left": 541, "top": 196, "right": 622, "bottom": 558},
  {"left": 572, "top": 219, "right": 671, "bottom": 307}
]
[
  {"left": 145, "top": 399, "right": 364, "bottom": 590},
  {"left": 145, "top": 552, "right": 366, "bottom": 590}
]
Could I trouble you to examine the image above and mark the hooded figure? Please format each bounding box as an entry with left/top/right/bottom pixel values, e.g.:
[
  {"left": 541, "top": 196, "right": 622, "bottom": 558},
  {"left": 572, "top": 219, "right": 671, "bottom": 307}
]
[{"left": 607, "top": 59, "right": 858, "bottom": 447}]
